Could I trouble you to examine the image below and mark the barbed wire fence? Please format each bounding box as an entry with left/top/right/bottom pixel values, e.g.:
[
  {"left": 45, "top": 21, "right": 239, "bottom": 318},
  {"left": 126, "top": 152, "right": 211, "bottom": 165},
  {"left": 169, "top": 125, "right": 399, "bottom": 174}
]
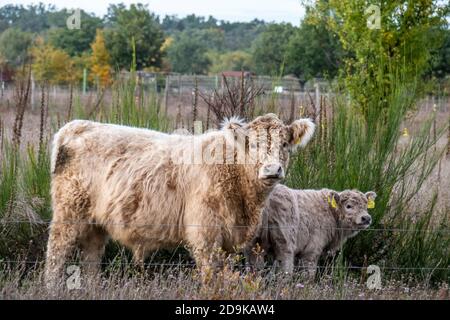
[
  {"left": 0, "top": 219, "right": 448, "bottom": 274},
  {"left": 1, "top": 219, "right": 449, "bottom": 233}
]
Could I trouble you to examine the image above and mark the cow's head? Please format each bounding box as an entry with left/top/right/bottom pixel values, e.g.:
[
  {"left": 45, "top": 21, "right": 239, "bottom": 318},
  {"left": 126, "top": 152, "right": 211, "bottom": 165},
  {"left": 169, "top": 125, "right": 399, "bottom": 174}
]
[
  {"left": 328, "top": 190, "right": 376, "bottom": 234},
  {"left": 222, "top": 113, "right": 315, "bottom": 186}
]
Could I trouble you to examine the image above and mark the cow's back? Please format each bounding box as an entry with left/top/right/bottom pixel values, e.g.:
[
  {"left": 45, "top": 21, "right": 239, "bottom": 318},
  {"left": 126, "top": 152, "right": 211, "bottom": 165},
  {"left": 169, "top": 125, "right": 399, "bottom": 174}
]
[
  {"left": 290, "top": 189, "right": 335, "bottom": 253},
  {"left": 50, "top": 120, "right": 198, "bottom": 250},
  {"left": 258, "top": 186, "right": 336, "bottom": 257}
]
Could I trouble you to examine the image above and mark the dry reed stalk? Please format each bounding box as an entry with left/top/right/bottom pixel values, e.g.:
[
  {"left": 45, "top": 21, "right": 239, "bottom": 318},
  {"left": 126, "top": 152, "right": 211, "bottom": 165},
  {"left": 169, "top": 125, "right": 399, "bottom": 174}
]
[
  {"left": 38, "top": 83, "right": 46, "bottom": 150},
  {"left": 239, "top": 71, "right": 245, "bottom": 116},
  {"left": 206, "top": 97, "right": 211, "bottom": 130},
  {"left": 322, "top": 96, "right": 328, "bottom": 152},
  {"left": 432, "top": 106, "right": 441, "bottom": 183},
  {"left": 192, "top": 77, "right": 198, "bottom": 133},
  {"left": 306, "top": 91, "right": 317, "bottom": 123},
  {"left": 38, "top": 82, "right": 48, "bottom": 160},
  {"left": 12, "top": 64, "right": 31, "bottom": 148},
  {"left": 447, "top": 114, "right": 450, "bottom": 156},
  {"left": 88, "top": 88, "right": 106, "bottom": 118},
  {"left": 318, "top": 94, "right": 324, "bottom": 147},
  {"left": 0, "top": 117, "right": 3, "bottom": 151},
  {"left": 176, "top": 104, "right": 182, "bottom": 129},
  {"left": 67, "top": 83, "right": 73, "bottom": 121},
  {"left": 288, "top": 88, "right": 296, "bottom": 124},
  {"left": 56, "top": 112, "right": 61, "bottom": 130}
]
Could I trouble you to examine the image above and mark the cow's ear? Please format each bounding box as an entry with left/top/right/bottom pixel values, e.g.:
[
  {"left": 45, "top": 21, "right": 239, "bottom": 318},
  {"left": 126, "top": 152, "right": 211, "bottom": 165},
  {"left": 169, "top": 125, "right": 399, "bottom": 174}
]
[
  {"left": 289, "top": 118, "right": 315, "bottom": 148},
  {"left": 365, "top": 191, "right": 377, "bottom": 200}
]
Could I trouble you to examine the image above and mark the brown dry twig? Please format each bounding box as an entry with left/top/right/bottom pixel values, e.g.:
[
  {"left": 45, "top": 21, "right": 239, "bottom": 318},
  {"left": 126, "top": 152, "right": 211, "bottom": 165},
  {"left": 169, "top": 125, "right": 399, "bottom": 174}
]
[{"left": 199, "top": 74, "right": 264, "bottom": 125}]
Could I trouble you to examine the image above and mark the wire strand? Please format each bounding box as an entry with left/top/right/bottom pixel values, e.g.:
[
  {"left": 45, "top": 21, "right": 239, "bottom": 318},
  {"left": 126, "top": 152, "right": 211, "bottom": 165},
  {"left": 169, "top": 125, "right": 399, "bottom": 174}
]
[
  {"left": 0, "top": 259, "right": 448, "bottom": 271},
  {"left": 1, "top": 219, "right": 449, "bottom": 233}
]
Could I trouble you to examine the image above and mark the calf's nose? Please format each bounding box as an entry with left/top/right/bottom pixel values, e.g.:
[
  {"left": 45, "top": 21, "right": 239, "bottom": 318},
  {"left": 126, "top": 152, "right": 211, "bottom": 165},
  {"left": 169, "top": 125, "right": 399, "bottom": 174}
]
[{"left": 361, "top": 215, "right": 372, "bottom": 225}]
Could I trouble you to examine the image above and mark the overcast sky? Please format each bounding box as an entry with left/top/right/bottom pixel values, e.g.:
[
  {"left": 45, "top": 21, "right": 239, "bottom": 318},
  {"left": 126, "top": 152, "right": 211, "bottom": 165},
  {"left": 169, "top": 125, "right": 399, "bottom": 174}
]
[{"left": 5, "top": 0, "right": 305, "bottom": 25}]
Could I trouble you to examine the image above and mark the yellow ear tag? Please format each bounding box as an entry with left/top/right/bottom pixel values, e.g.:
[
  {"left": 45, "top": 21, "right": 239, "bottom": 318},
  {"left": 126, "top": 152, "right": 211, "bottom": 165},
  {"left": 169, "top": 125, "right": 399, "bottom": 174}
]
[
  {"left": 367, "top": 198, "right": 375, "bottom": 209},
  {"left": 328, "top": 195, "right": 337, "bottom": 209},
  {"left": 402, "top": 128, "right": 409, "bottom": 137},
  {"left": 294, "top": 137, "right": 301, "bottom": 145}
]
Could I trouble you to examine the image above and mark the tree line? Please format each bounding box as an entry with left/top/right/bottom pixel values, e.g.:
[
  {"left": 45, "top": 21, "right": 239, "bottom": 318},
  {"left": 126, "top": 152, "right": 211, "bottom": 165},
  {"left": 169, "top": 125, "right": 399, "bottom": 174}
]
[{"left": 0, "top": 2, "right": 449, "bottom": 88}]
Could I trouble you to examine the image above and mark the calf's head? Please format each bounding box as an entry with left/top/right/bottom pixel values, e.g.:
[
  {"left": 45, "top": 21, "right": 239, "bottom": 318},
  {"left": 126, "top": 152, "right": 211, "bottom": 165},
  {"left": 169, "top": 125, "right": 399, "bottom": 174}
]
[
  {"left": 329, "top": 190, "right": 376, "bottom": 232},
  {"left": 224, "top": 114, "right": 315, "bottom": 185}
]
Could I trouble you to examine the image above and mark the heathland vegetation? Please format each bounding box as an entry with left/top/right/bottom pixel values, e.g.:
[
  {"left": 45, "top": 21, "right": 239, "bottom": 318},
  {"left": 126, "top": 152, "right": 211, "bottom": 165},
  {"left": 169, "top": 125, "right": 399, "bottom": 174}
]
[{"left": 0, "top": 1, "right": 449, "bottom": 299}]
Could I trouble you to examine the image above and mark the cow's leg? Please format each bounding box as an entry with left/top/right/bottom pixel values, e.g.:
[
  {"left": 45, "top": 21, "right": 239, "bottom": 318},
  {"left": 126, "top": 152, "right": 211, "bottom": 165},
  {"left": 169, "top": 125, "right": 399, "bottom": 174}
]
[
  {"left": 272, "top": 235, "right": 295, "bottom": 273},
  {"left": 44, "top": 219, "right": 80, "bottom": 289},
  {"left": 79, "top": 226, "right": 107, "bottom": 277},
  {"left": 132, "top": 245, "right": 147, "bottom": 273},
  {"left": 45, "top": 175, "right": 91, "bottom": 289},
  {"left": 299, "top": 252, "right": 320, "bottom": 280},
  {"left": 274, "top": 250, "right": 295, "bottom": 274},
  {"left": 186, "top": 224, "right": 224, "bottom": 283}
]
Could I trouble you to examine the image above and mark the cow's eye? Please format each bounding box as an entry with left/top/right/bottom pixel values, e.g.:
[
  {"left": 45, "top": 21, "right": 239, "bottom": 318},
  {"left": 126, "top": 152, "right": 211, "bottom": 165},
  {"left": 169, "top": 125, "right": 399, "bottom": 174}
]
[
  {"left": 283, "top": 142, "right": 288, "bottom": 148},
  {"left": 346, "top": 204, "right": 353, "bottom": 209}
]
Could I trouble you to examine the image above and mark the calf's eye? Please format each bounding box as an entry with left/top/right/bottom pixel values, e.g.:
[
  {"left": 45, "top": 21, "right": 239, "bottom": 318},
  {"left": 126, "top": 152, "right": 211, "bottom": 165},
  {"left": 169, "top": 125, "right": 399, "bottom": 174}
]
[
  {"left": 346, "top": 204, "right": 352, "bottom": 209},
  {"left": 283, "top": 142, "right": 288, "bottom": 148}
]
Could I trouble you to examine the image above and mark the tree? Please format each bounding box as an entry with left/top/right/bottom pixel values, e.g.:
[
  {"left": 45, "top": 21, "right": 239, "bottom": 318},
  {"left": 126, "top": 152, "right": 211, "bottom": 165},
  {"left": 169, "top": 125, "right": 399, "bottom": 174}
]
[
  {"left": 167, "top": 32, "right": 211, "bottom": 74},
  {"left": 49, "top": 10, "right": 103, "bottom": 56},
  {"left": 0, "top": 3, "right": 65, "bottom": 33},
  {"left": 0, "top": 28, "right": 32, "bottom": 66},
  {"left": 90, "top": 29, "right": 112, "bottom": 88},
  {"left": 208, "top": 51, "right": 254, "bottom": 74},
  {"left": 251, "top": 23, "right": 296, "bottom": 76},
  {"left": 187, "top": 28, "right": 225, "bottom": 52},
  {"left": 161, "top": 14, "right": 219, "bottom": 34},
  {"left": 161, "top": 15, "right": 267, "bottom": 52},
  {"left": 285, "top": 14, "right": 343, "bottom": 80},
  {"left": 307, "top": 0, "right": 449, "bottom": 114},
  {"left": 104, "top": 3, "right": 165, "bottom": 70},
  {"left": 221, "top": 19, "right": 268, "bottom": 51},
  {"left": 429, "top": 28, "right": 450, "bottom": 79},
  {"left": 30, "top": 37, "right": 74, "bottom": 84}
]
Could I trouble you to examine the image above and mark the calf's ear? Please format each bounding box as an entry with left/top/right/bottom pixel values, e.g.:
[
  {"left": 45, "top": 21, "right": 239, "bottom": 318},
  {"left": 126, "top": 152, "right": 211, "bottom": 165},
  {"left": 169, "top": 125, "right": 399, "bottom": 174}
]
[
  {"left": 289, "top": 118, "right": 315, "bottom": 148},
  {"left": 365, "top": 191, "right": 377, "bottom": 199},
  {"left": 328, "top": 191, "right": 340, "bottom": 209}
]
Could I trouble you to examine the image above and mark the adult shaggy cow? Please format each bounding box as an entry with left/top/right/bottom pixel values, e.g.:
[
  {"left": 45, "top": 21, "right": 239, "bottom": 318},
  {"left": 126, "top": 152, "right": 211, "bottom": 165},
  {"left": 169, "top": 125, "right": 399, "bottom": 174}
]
[{"left": 44, "top": 113, "right": 315, "bottom": 285}]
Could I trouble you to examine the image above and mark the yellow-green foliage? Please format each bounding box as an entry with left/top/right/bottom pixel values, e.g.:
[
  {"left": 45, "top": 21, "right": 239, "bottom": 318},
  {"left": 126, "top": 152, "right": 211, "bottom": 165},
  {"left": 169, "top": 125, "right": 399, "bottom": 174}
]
[
  {"left": 90, "top": 29, "right": 112, "bottom": 88},
  {"left": 208, "top": 50, "right": 254, "bottom": 74},
  {"left": 30, "top": 37, "right": 75, "bottom": 84},
  {"left": 307, "top": 0, "right": 448, "bottom": 116}
]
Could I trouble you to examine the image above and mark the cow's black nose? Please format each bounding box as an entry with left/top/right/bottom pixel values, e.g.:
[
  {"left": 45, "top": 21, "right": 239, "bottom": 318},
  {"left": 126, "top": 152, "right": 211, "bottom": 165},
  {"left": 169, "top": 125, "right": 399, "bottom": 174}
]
[{"left": 361, "top": 215, "right": 372, "bottom": 224}]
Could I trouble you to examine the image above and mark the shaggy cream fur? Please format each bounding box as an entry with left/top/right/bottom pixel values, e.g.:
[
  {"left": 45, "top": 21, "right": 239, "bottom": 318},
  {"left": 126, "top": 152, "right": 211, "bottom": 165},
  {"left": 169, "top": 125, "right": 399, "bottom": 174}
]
[{"left": 44, "top": 114, "right": 315, "bottom": 285}]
